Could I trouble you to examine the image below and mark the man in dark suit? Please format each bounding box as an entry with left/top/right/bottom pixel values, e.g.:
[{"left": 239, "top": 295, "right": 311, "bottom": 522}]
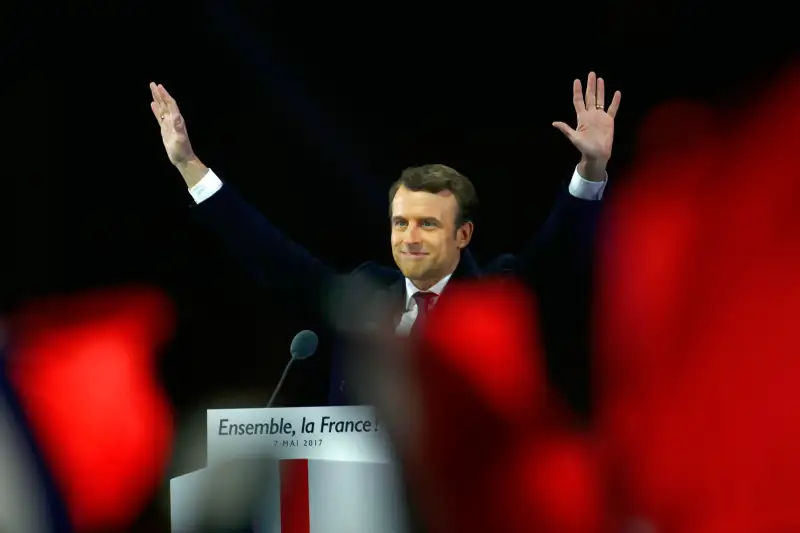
[{"left": 148, "top": 72, "right": 622, "bottom": 408}]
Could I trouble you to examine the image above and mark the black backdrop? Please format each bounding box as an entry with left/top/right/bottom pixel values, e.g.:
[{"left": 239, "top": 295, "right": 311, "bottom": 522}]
[{"left": 4, "top": 2, "right": 798, "bottom": 525}]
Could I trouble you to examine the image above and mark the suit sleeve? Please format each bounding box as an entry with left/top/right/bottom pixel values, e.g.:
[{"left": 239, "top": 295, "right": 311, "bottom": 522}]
[
  {"left": 189, "top": 169, "right": 336, "bottom": 309},
  {"left": 518, "top": 164, "right": 603, "bottom": 279},
  {"left": 517, "top": 168, "right": 604, "bottom": 419}
]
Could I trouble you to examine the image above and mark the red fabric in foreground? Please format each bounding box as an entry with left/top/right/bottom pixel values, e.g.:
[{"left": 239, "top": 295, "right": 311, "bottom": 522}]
[{"left": 6, "top": 286, "right": 174, "bottom": 532}]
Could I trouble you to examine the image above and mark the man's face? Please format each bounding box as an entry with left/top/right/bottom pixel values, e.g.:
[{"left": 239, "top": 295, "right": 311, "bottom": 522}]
[{"left": 390, "top": 186, "right": 473, "bottom": 290}]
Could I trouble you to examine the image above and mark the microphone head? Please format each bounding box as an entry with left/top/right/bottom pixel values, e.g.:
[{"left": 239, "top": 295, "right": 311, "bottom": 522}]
[{"left": 290, "top": 330, "right": 318, "bottom": 360}]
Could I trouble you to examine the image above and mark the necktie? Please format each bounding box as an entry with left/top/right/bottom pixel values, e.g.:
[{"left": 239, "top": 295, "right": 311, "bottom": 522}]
[{"left": 409, "top": 291, "right": 438, "bottom": 338}]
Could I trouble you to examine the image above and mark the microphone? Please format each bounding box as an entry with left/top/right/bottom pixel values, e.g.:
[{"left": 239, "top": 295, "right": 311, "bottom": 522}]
[{"left": 267, "top": 330, "right": 318, "bottom": 408}]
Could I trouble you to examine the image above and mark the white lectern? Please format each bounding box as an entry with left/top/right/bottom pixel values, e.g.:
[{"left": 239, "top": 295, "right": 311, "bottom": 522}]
[{"left": 170, "top": 405, "right": 409, "bottom": 533}]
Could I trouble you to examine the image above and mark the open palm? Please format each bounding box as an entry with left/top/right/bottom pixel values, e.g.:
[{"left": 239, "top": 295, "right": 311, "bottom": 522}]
[
  {"left": 553, "top": 72, "right": 621, "bottom": 163},
  {"left": 149, "top": 82, "right": 195, "bottom": 166}
]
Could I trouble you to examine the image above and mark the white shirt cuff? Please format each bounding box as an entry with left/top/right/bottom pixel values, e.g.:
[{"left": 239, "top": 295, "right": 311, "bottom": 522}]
[
  {"left": 568, "top": 165, "right": 607, "bottom": 201},
  {"left": 188, "top": 169, "right": 223, "bottom": 204}
]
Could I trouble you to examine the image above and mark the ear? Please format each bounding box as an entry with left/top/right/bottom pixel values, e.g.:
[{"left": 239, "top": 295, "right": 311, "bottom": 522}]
[{"left": 456, "top": 221, "right": 474, "bottom": 249}]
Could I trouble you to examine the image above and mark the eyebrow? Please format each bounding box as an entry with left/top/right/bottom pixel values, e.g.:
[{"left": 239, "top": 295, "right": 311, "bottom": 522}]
[{"left": 392, "top": 216, "right": 442, "bottom": 224}]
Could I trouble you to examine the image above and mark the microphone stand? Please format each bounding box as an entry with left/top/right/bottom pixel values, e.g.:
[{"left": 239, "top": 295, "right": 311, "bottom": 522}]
[{"left": 267, "top": 356, "right": 295, "bottom": 408}]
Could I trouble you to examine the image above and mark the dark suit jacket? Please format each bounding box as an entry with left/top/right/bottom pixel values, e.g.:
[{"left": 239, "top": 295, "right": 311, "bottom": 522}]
[{"left": 192, "top": 181, "right": 601, "bottom": 413}]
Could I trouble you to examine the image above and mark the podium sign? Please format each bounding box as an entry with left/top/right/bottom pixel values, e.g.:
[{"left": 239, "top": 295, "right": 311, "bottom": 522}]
[
  {"left": 171, "top": 406, "right": 407, "bottom": 533},
  {"left": 207, "top": 405, "right": 391, "bottom": 465}
]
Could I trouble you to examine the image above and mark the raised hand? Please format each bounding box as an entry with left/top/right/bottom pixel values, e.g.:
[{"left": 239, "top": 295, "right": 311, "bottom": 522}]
[
  {"left": 149, "top": 82, "right": 195, "bottom": 167},
  {"left": 553, "top": 72, "right": 621, "bottom": 165}
]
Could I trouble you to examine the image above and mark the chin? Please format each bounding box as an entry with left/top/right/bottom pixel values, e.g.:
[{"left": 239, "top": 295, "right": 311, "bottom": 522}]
[{"left": 399, "top": 264, "right": 426, "bottom": 280}]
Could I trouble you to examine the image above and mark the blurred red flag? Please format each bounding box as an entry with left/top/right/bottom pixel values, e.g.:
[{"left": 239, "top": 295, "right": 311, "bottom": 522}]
[
  {"left": 407, "top": 279, "right": 605, "bottom": 533},
  {"left": 595, "top": 66, "right": 800, "bottom": 533},
  {"left": 6, "top": 286, "right": 174, "bottom": 532}
]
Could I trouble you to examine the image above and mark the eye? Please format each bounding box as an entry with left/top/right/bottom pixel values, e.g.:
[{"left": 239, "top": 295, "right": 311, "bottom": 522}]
[
  {"left": 420, "top": 220, "right": 438, "bottom": 228},
  {"left": 393, "top": 219, "right": 407, "bottom": 227}
]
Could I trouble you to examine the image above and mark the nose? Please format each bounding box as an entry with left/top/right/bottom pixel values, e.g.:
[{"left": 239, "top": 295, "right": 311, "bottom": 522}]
[{"left": 405, "top": 225, "right": 422, "bottom": 244}]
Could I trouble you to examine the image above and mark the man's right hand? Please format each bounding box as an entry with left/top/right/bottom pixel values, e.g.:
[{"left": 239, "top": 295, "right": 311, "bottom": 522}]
[{"left": 149, "top": 82, "right": 208, "bottom": 188}]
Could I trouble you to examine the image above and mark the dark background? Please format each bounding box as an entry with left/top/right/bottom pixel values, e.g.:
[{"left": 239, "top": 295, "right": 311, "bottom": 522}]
[{"left": 4, "top": 2, "right": 798, "bottom": 529}]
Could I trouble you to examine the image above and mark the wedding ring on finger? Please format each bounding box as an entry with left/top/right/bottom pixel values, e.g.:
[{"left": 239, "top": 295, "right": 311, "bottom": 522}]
[{"left": 596, "top": 104, "right": 604, "bottom": 110}]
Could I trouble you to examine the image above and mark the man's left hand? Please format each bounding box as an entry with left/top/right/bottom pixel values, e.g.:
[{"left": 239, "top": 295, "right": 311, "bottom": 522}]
[{"left": 553, "top": 72, "right": 621, "bottom": 181}]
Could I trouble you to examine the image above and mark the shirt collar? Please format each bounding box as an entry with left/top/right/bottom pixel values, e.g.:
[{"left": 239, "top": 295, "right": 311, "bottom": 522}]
[{"left": 404, "top": 274, "right": 453, "bottom": 310}]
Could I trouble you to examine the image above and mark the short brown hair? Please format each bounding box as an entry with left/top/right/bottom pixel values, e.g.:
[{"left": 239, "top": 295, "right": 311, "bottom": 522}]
[{"left": 388, "top": 164, "right": 479, "bottom": 227}]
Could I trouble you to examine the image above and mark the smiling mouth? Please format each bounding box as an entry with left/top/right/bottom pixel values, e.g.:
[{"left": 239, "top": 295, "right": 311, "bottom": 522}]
[{"left": 402, "top": 252, "right": 428, "bottom": 257}]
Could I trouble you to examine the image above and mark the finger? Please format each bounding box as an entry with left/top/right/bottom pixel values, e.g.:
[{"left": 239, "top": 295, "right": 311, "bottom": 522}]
[
  {"left": 571, "top": 79, "right": 584, "bottom": 114},
  {"left": 150, "top": 82, "right": 164, "bottom": 107},
  {"left": 607, "top": 90, "right": 622, "bottom": 118},
  {"left": 552, "top": 121, "right": 576, "bottom": 139},
  {"left": 585, "top": 71, "right": 597, "bottom": 110},
  {"left": 150, "top": 101, "right": 163, "bottom": 125},
  {"left": 150, "top": 83, "right": 168, "bottom": 119},
  {"left": 597, "top": 77, "right": 606, "bottom": 110},
  {"left": 158, "top": 84, "right": 179, "bottom": 114}
]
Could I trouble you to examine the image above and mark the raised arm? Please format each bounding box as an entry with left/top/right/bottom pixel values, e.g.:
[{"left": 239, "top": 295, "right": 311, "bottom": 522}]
[
  {"left": 149, "top": 82, "right": 335, "bottom": 307},
  {"left": 518, "top": 72, "right": 622, "bottom": 417}
]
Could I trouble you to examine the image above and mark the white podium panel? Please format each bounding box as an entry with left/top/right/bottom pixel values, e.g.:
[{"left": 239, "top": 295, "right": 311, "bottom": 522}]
[
  {"left": 170, "top": 406, "right": 406, "bottom": 533},
  {"left": 305, "top": 459, "right": 408, "bottom": 533}
]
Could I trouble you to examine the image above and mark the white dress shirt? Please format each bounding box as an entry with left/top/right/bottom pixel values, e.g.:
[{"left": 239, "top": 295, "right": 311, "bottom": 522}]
[{"left": 188, "top": 166, "right": 606, "bottom": 335}]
